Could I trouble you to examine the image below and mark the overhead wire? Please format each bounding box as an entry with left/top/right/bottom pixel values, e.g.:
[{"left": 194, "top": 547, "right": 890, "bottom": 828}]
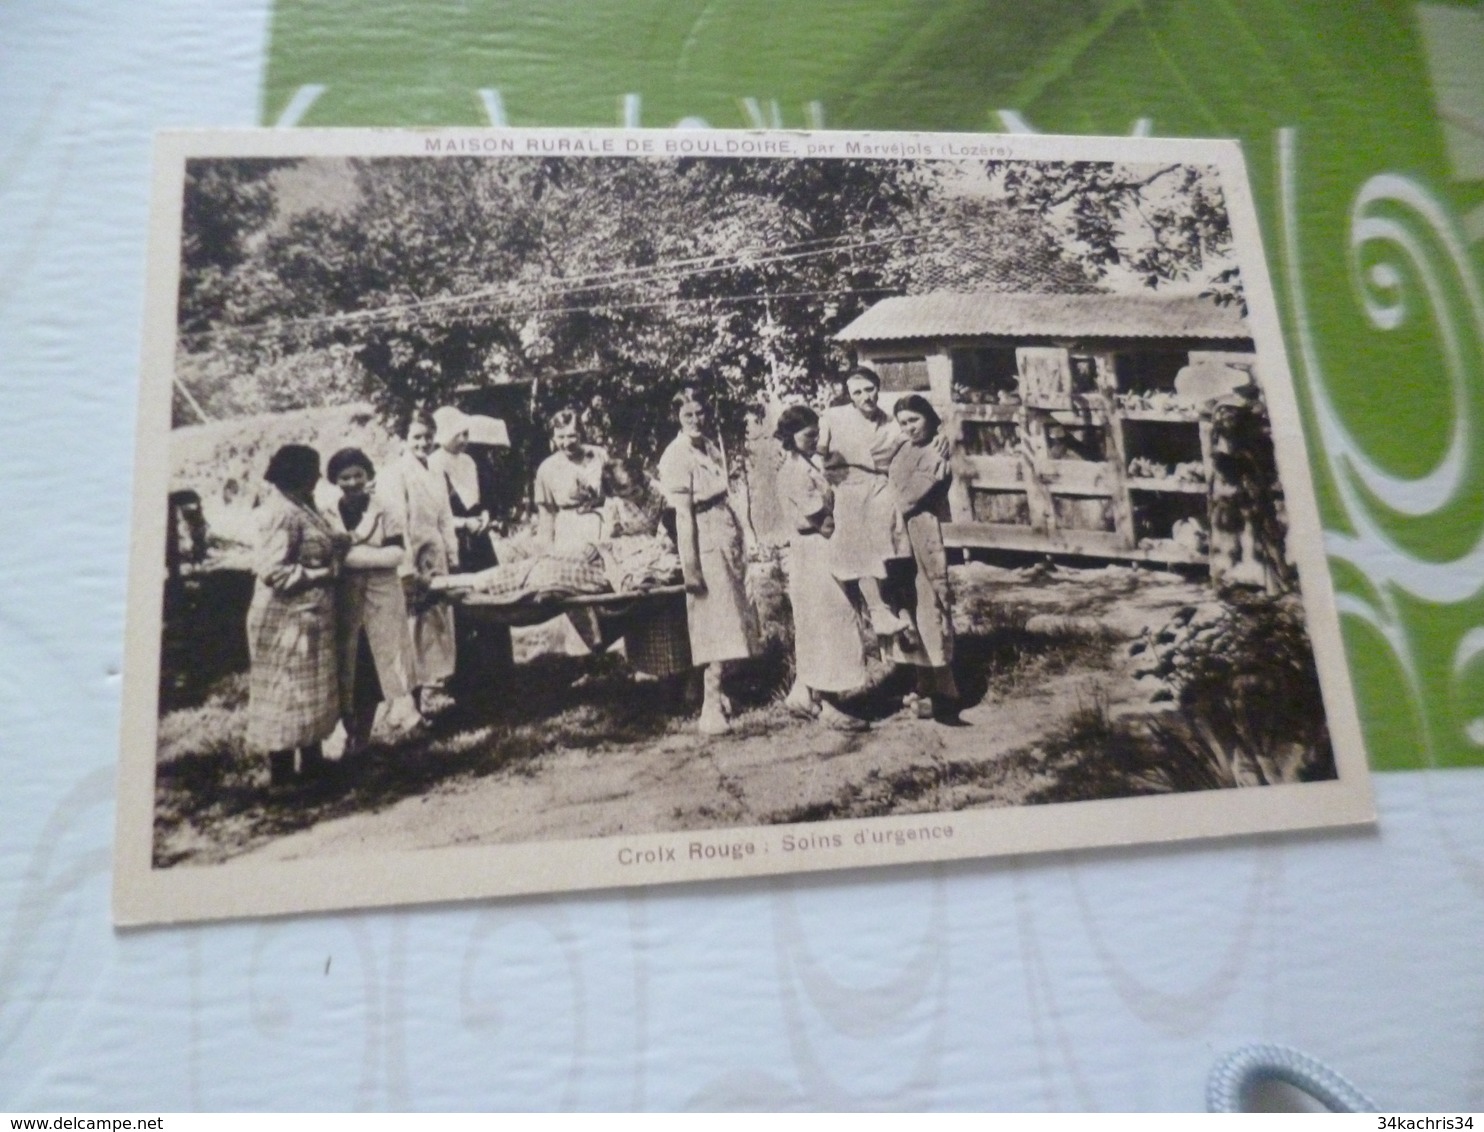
[
  {"left": 476, "top": 285, "right": 899, "bottom": 322},
  {"left": 178, "top": 227, "right": 926, "bottom": 345},
  {"left": 182, "top": 230, "right": 917, "bottom": 341}
]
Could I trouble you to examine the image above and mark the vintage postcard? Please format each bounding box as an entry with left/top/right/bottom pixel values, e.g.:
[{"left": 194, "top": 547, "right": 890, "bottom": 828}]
[{"left": 114, "top": 127, "right": 1374, "bottom": 925}]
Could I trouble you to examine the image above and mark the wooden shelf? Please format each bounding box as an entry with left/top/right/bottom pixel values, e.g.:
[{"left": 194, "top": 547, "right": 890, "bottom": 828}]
[
  {"left": 1038, "top": 479, "right": 1113, "bottom": 496},
  {"left": 953, "top": 402, "right": 1022, "bottom": 420},
  {"left": 1117, "top": 407, "right": 1203, "bottom": 423},
  {"left": 1039, "top": 406, "right": 1109, "bottom": 424},
  {"left": 944, "top": 523, "right": 1207, "bottom": 564},
  {"left": 1132, "top": 539, "right": 1209, "bottom": 564},
  {"left": 1126, "top": 477, "right": 1208, "bottom": 494},
  {"left": 944, "top": 377, "right": 1215, "bottom": 566}
]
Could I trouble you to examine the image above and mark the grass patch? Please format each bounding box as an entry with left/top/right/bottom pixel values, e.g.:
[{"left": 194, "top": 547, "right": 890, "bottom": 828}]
[
  {"left": 152, "top": 650, "right": 704, "bottom": 867},
  {"left": 952, "top": 602, "right": 1120, "bottom": 710},
  {"left": 1005, "top": 591, "right": 1336, "bottom": 804}
]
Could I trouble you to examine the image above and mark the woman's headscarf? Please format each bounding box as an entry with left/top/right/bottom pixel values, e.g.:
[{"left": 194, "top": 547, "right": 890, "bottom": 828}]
[{"left": 433, "top": 405, "right": 471, "bottom": 447}]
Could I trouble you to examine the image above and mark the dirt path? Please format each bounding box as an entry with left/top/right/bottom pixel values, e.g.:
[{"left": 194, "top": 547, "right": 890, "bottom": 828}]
[{"left": 230, "top": 564, "right": 1206, "bottom": 865}]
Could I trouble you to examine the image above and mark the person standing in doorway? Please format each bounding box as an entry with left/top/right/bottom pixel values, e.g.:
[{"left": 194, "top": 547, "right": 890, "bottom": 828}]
[
  {"left": 430, "top": 405, "right": 512, "bottom": 695},
  {"left": 430, "top": 406, "right": 496, "bottom": 571}
]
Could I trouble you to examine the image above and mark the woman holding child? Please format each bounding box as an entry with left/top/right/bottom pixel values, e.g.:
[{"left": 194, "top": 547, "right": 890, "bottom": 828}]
[
  {"left": 815, "top": 367, "right": 915, "bottom": 639},
  {"left": 812, "top": 368, "right": 960, "bottom": 723}
]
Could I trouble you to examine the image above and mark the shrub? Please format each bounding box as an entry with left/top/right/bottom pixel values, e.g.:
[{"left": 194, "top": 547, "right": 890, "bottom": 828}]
[
  {"left": 1029, "top": 590, "right": 1335, "bottom": 803},
  {"left": 1165, "top": 589, "right": 1334, "bottom": 785}
]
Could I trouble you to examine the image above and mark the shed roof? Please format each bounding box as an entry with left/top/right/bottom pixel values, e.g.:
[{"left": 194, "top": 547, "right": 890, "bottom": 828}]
[{"left": 835, "top": 291, "right": 1250, "bottom": 343}]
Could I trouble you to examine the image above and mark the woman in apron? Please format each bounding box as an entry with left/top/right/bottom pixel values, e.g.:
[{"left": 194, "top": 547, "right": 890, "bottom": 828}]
[{"left": 430, "top": 405, "right": 512, "bottom": 693}]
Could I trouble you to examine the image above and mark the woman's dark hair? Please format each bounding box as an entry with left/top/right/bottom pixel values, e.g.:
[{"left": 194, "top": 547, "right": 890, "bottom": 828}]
[
  {"left": 548, "top": 407, "right": 582, "bottom": 437},
  {"left": 894, "top": 393, "right": 941, "bottom": 434},
  {"left": 601, "top": 455, "right": 647, "bottom": 496},
  {"left": 264, "top": 444, "right": 320, "bottom": 494},
  {"left": 327, "top": 447, "right": 375, "bottom": 483},
  {"left": 403, "top": 410, "right": 436, "bottom": 438},
  {"left": 671, "top": 386, "right": 708, "bottom": 420},
  {"left": 844, "top": 365, "right": 881, "bottom": 390},
  {"left": 774, "top": 404, "right": 820, "bottom": 452}
]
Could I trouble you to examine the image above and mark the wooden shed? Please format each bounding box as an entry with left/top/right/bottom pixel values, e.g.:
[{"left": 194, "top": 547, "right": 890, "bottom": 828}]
[{"left": 835, "top": 290, "right": 1257, "bottom": 565}]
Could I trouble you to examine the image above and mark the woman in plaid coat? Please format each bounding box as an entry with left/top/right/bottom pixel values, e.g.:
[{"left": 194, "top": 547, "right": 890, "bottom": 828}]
[{"left": 245, "top": 444, "right": 346, "bottom": 788}]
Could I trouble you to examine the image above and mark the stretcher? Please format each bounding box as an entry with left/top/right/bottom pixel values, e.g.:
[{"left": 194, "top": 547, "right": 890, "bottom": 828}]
[{"left": 442, "top": 584, "right": 692, "bottom": 674}]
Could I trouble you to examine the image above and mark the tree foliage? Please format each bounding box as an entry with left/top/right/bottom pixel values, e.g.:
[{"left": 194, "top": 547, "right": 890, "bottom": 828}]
[
  {"left": 237, "top": 155, "right": 945, "bottom": 460},
  {"left": 177, "top": 158, "right": 295, "bottom": 337},
  {"left": 178, "top": 154, "right": 1234, "bottom": 470},
  {"left": 1208, "top": 393, "right": 1296, "bottom": 593}
]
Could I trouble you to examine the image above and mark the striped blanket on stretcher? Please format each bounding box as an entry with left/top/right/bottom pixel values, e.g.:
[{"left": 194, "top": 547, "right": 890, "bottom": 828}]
[{"left": 437, "top": 535, "right": 682, "bottom": 602}]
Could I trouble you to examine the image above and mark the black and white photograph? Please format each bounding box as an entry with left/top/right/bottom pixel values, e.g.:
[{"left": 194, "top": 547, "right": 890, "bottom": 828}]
[{"left": 115, "top": 128, "right": 1372, "bottom": 924}]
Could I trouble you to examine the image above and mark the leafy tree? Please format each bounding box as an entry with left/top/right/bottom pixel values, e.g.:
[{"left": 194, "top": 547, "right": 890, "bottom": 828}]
[
  {"left": 177, "top": 158, "right": 296, "bottom": 337},
  {"left": 984, "top": 161, "right": 1242, "bottom": 308},
  {"left": 1208, "top": 393, "right": 1296, "bottom": 593},
  {"left": 189, "top": 156, "right": 931, "bottom": 457},
  {"left": 905, "top": 191, "right": 1102, "bottom": 294},
  {"left": 177, "top": 155, "right": 1107, "bottom": 471}
]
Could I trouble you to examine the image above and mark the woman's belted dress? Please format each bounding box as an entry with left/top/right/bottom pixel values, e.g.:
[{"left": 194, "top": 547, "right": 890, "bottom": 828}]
[{"left": 657, "top": 434, "right": 759, "bottom": 666}]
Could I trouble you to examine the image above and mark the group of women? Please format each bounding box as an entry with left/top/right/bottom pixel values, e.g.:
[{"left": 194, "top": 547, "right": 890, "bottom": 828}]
[
  {"left": 773, "top": 368, "right": 958, "bottom": 731},
  {"left": 241, "top": 367, "right": 958, "bottom": 787},
  {"left": 244, "top": 407, "right": 494, "bottom": 788},
  {"left": 600, "top": 373, "right": 958, "bottom": 737}
]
